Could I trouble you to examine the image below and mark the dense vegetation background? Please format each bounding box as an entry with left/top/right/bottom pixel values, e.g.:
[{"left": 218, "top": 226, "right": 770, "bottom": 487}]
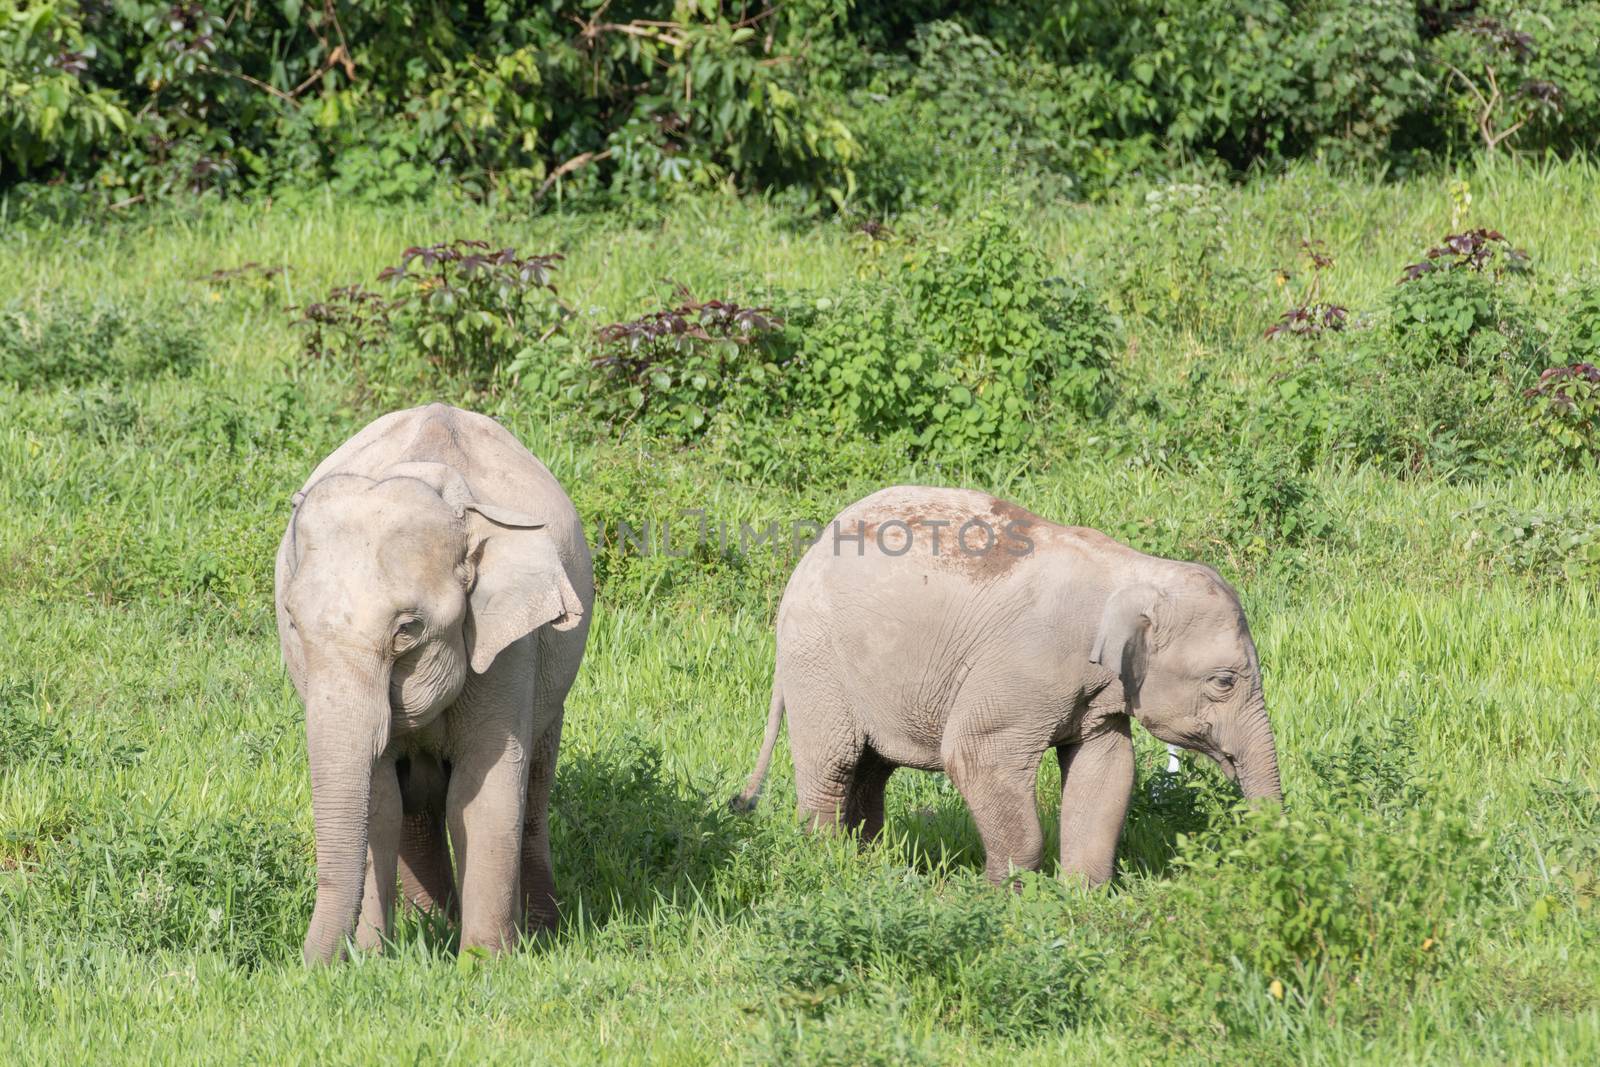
[
  {"left": 2, "top": 2, "right": 1599, "bottom": 1065},
  {"left": 4, "top": 1, "right": 1600, "bottom": 208}
]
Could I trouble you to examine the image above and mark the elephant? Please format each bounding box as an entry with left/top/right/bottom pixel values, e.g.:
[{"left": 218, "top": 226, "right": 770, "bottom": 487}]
[
  {"left": 275, "top": 403, "right": 593, "bottom": 965},
  {"left": 732, "top": 485, "right": 1281, "bottom": 886}
]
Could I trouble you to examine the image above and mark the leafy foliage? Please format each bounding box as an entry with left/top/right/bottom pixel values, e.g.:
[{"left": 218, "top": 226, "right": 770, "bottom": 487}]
[
  {"left": 794, "top": 209, "right": 1114, "bottom": 457},
  {"left": 1151, "top": 728, "right": 1495, "bottom": 1017},
  {"left": 0, "top": 1, "right": 128, "bottom": 178},
  {"left": 1467, "top": 502, "right": 1600, "bottom": 582},
  {"left": 1220, "top": 443, "right": 1337, "bottom": 554},
  {"left": 1399, "top": 227, "right": 1530, "bottom": 282},
  {"left": 1524, "top": 363, "right": 1600, "bottom": 470},
  {"left": 24, "top": 815, "right": 312, "bottom": 968},
  {"left": 752, "top": 870, "right": 1103, "bottom": 1040},
  {"left": 9, "top": 1, "right": 1600, "bottom": 208},
  {"left": 0, "top": 297, "right": 200, "bottom": 386},
  {"left": 296, "top": 239, "right": 567, "bottom": 387},
  {"left": 585, "top": 291, "right": 785, "bottom": 439},
  {"left": 1266, "top": 241, "right": 1349, "bottom": 340}
]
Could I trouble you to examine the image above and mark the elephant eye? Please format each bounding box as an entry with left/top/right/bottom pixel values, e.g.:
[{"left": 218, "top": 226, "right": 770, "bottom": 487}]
[
  {"left": 393, "top": 617, "right": 424, "bottom": 653},
  {"left": 1209, "top": 672, "right": 1237, "bottom": 693}
]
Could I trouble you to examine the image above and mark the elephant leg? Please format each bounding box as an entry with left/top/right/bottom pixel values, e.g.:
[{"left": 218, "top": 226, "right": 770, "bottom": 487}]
[
  {"left": 355, "top": 755, "right": 402, "bottom": 952},
  {"left": 397, "top": 753, "right": 456, "bottom": 919},
  {"left": 448, "top": 728, "right": 531, "bottom": 955},
  {"left": 845, "top": 746, "right": 896, "bottom": 843},
  {"left": 783, "top": 675, "right": 863, "bottom": 832},
  {"left": 1057, "top": 717, "right": 1134, "bottom": 887},
  {"left": 519, "top": 718, "right": 563, "bottom": 935},
  {"left": 791, "top": 724, "right": 864, "bottom": 834},
  {"left": 943, "top": 737, "right": 1045, "bottom": 886}
]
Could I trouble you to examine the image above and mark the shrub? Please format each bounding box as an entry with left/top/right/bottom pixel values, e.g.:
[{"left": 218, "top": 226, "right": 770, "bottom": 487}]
[
  {"left": 1388, "top": 268, "right": 1506, "bottom": 367},
  {"left": 0, "top": 1, "right": 129, "bottom": 178},
  {"left": 1256, "top": 225, "right": 1544, "bottom": 478},
  {"left": 1430, "top": 8, "right": 1584, "bottom": 156},
  {"left": 1265, "top": 241, "right": 1349, "bottom": 340},
  {"left": 551, "top": 735, "right": 771, "bottom": 926},
  {"left": 553, "top": 209, "right": 1115, "bottom": 465},
  {"left": 750, "top": 870, "right": 1102, "bottom": 1039},
  {"left": 11, "top": 1, "right": 861, "bottom": 204},
  {"left": 25, "top": 816, "right": 312, "bottom": 968},
  {"left": 1220, "top": 442, "right": 1337, "bottom": 553},
  {"left": 795, "top": 209, "right": 1115, "bottom": 457},
  {"left": 0, "top": 298, "right": 201, "bottom": 386},
  {"left": 843, "top": 20, "right": 1150, "bottom": 211},
  {"left": 1398, "top": 227, "right": 1530, "bottom": 285},
  {"left": 1106, "top": 182, "right": 1254, "bottom": 337},
  {"left": 1182, "top": 805, "right": 1491, "bottom": 979},
  {"left": 1567, "top": 278, "right": 1600, "bottom": 361},
  {"left": 1467, "top": 503, "right": 1600, "bottom": 582},
  {"left": 296, "top": 239, "right": 568, "bottom": 391},
  {"left": 1524, "top": 362, "right": 1600, "bottom": 470},
  {"left": 1307, "top": 716, "right": 1427, "bottom": 821},
  {"left": 584, "top": 292, "right": 786, "bottom": 439},
  {"left": 1150, "top": 761, "right": 1496, "bottom": 1018}
]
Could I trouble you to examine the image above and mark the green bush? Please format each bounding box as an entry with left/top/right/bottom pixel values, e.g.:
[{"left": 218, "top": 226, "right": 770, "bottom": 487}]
[
  {"left": 843, "top": 20, "right": 1151, "bottom": 211},
  {"left": 579, "top": 294, "right": 787, "bottom": 439},
  {"left": 1220, "top": 441, "right": 1337, "bottom": 553},
  {"left": 1524, "top": 362, "right": 1600, "bottom": 471},
  {"left": 1147, "top": 722, "right": 1498, "bottom": 1013},
  {"left": 1257, "top": 225, "right": 1547, "bottom": 479},
  {"left": 534, "top": 209, "right": 1114, "bottom": 466},
  {"left": 1103, "top": 182, "right": 1254, "bottom": 337},
  {"left": 11, "top": 2, "right": 1600, "bottom": 207},
  {"left": 24, "top": 816, "right": 312, "bottom": 967},
  {"left": 552, "top": 735, "right": 774, "bottom": 925},
  {"left": 794, "top": 209, "right": 1115, "bottom": 457},
  {"left": 0, "top": 298, "right": 201, "bottom": 386},
  {"left": 751, "top": 869, "right": 1102, "bottom": 1040},
  {"left": 296, "top": 238, "right": 568, "bottom": 398},
  {"left": 1429, "top": 4, "right": 1600, "bottom": 157},
  {"left": 11, "top": 0, "right": 861, "bottom": 204},
  {"left": 0, "top": 2, "right": 129, "bottom": 178},
  {"left": 1467, "top": 503, "right": 1600, "bottom": 582}
]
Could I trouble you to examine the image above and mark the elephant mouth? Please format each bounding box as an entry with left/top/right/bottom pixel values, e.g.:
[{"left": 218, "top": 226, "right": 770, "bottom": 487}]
[{"left": 1206, "top": 750, "right": 1239, "bottom": 783}]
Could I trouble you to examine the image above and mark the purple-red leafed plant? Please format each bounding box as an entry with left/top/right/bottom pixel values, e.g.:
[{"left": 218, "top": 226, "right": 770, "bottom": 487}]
[
  {"left": 293, "top": 285, "right": 397, "bottom": 366},
  {"left": 1524, "top": 362, "right": 1600, "bottom": 470},
  {"left": 589, "top": 287, "right": 785, "bottom": 437},
  {"left": 294, "top": 239, "right": 567, "bottom": 382},
  {"left": 1266, "top": 240, "right": 1349, "bottom": 340},
  {"left": 1399, "top": 228, "right": 1529, "bottom": 283}
]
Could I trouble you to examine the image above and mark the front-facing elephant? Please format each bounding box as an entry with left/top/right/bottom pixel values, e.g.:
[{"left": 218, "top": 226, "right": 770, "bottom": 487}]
[
  {"left": 733, "top": 485, "right": 1281, "bottom": 886},
  {"left": 275, "top": 403, "right": 593, "bottom": 964}
]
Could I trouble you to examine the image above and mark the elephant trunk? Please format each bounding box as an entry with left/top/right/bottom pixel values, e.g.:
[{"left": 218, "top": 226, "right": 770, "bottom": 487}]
[
  {"left": 1231, "top": 691, "right": 1282, "bottom": 802},
  {"left": 302, "top": 672, "right": 391, "bottom": 966}
]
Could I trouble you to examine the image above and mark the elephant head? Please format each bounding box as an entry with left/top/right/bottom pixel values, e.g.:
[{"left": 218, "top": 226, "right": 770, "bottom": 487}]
[
  {"left": 280, "top": 464, "right": 582, "bottom": 964},
  {"left": 1090, "top": 566, "right": 1282, "bottom": 801}
]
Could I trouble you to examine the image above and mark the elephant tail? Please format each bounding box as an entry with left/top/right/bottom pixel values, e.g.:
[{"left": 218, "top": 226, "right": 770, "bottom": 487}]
[{"left": 729, "top": 675, "right": 785, "bottom": 813}]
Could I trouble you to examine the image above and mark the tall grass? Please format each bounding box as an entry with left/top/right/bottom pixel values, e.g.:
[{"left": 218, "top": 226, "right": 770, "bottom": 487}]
[{"left": 1, "top": 159, "right": 1597, "bottom": 1064}]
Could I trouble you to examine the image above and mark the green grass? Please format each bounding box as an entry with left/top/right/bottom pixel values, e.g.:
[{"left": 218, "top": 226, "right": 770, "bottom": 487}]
[{"left": 2, "top": 159, "right": 1598, "bottom": 1064}]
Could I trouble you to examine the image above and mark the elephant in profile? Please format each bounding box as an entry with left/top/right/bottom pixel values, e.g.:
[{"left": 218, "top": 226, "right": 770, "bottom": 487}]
[
  {"left": 733, "top": 485, "right": 1281, "bottom": 886},
  {"left": 275, "top": 403, "right": 592, "bottom": 964}
]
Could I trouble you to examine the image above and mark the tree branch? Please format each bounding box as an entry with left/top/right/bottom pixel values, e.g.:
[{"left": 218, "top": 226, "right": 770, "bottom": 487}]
[{"left": 534, "top": 149, "right": 614, "bottom": 202}]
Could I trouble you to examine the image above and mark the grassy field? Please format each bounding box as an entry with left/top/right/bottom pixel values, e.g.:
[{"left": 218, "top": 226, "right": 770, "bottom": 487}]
[{"left": 2, "top": 160, "right": 1598, "bottom": 1064}]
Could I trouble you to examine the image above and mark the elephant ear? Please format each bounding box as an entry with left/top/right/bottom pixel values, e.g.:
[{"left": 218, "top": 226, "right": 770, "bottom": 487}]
[
  {"left": 1089, "top": 583, "right": 1165, "bottom": 694},
  {"left": 461, "top": 502, "right": 584, "bottom": 675}
]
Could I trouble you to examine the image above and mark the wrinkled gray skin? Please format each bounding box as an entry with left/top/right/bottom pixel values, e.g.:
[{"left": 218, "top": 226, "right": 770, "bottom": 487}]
[
  {"left": 275, "top": 404, "right": 593, "bottom": 965},
  {"left": 734, "top": 486, "right": 1281, "bottom": 886}
]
